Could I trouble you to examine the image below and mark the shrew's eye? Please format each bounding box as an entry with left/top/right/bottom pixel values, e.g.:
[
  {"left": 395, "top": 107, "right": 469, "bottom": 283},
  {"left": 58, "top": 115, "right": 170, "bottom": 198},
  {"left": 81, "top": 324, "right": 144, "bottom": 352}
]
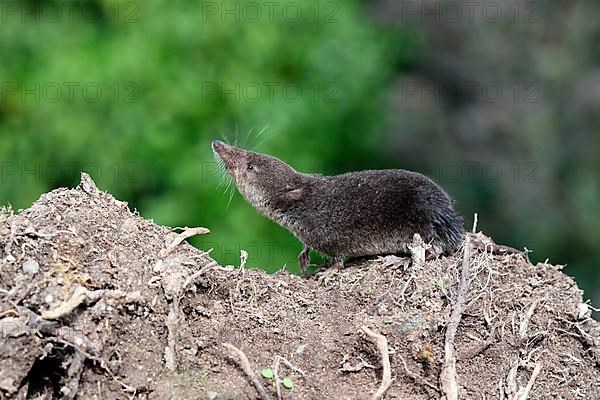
[{"left": 247, "top": 164, "right": 254, "bottom": 171}]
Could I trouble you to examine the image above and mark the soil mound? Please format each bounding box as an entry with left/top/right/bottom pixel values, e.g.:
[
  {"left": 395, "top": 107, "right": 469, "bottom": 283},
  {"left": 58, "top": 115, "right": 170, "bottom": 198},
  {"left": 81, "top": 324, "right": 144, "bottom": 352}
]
[{"left": 0, "top": 173, "right": 598, "bottom": 399}]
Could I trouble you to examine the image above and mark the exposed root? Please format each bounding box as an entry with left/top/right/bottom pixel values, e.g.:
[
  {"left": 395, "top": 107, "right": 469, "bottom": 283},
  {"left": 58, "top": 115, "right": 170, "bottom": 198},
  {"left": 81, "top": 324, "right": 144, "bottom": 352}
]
[
  {"left": 23, "top": 309, "right": 101, "bottom": 356},
  {"left": 275, "top": 356, "right": 305, "bottom": 377},
  {"left": 18, "top": 306, "right": 136, "bottom": 395},
  {"left": 222, "top": 343, "right": 271, "bottom": 400},
  {"left": 505, "top": 361, "right": 519, "bottom": 399},
  {"left": 516, "top": 363, "right": 543, "bottom": 400},
  {"left": 159, "top": 227, "right": 210, "bottom": 257},
  {"left": 408, "top": 233, "right": 430, "bottom": 268},
  {"left": 505, "top": 298, "right": 544, "bottom": 399},
  {"left": 361, "top": 326, "right": 394, "bottom": 400},
  {"left": 317, "top": 257, "right": 344, "bottom": 285},
  {"left": 78, "top": 172, "right": 100, "bottom": 194},
  {"left": 273, "top": 356, "right": 282, "bottom": 400},
  {"left": 272, "top": 355, "right": 305, "bottom": 400},
  {"left": 461, "top": 338, "right": 494, "bottom": 360},
  {"left": 182, "top": 261, "right": 218, "bottom": 293},
  {"left": 469, "top": 234, "right": 524, "bottom": 257},
  {"left": 519, "top": 299, "right": 540, "bottom": 339},
  {"left": 3, "top": 220, "right": 16, "bottom": 261},
  {"left": 41, "top": 286, "right": 142, "bottom": 320},
  {"left": 439, "top": 239, "right": 472, "bottom": 400},
  {"left": 41, "top": 286, "right": 89, "bottom": 320},
  {"left": 339, "top": 355, "right": 376, "bottom": 372},
  {"left": 397, "top": 353, "right": 439, "bottom": 393},
  {"left": 164, "top": 262, "right": 216, "bottom": 371},
  {"left": 60, "top": 351, "right": 83, "bottom": 400},
  {"left": 17, "top": 227, "right": 76, "bottom": 241},
  {"left": 51, "top": 337, "right": 137, "bottom": 394},
  {"left": 164, "top": 302, "right": 179, "bottom": 372}
]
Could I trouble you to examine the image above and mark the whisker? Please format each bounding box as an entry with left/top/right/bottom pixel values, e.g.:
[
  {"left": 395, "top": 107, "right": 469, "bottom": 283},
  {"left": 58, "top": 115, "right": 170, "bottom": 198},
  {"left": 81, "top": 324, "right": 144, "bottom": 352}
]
[
  {"left": 218, "top": 173, "right": 231, "bottom": 191},
  {"left": 220, "top": 130, "right": 229, "bottom": 143},
  {"left": 250, "top": 124, "right": 270, "bottom": 150},
  {"left": 212, "top": 152, "right": 234, "bottom": 197},
  {"left": 242, "top": 127, "right": 254, "bottom": 148},
  {"left": 225, "top": 182, "right": 236, "bottom": 209},
  {"left": 212, "top": 129, "right": 238, "bottom": 210},
  {"left": 234, "top": 123, "right": 239, "bottom": 147}
]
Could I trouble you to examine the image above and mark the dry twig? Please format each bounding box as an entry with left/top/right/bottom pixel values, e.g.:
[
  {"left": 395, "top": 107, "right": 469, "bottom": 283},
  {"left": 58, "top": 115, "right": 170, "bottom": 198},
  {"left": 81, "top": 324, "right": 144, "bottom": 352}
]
[
  {"left": 182, "top": 262, "right": 218, "bottom": 292},
  {"left": 397, "top": 353, "right": 439, "bottom": 392},
  {"left": 439, "top": 238, "right": 472, "bottom": 400},
  {"left": 163, "top": 262, "right": 216, "bottom": 371},
  {"left": 340, "top": 354, "right": 376, "bottom": 372},
  {"left": 272, "top": 357, "right": 282, "bottom": 400},
  {"left": 271, "top": 355, "right": 305, "bottom": 400},
  {"left": 164, "top": 303, "right": 179, "bottom": 372},
  {"left": 519, "top": 299, "right": 540, "bottom": 339},
  {"left": 408, "top": 233, "right": 430, "bottom": 268},
  {"left": 361, "top": 326, "right": 394, "bottom": 400},
  {"left": 19, "top": 306, "right": 136, "bottom": 395},
  {"left": 3, "top": 221, "right": 16, "bottom": 260},
  {"left": 506, "top": 298, "right": 543, "bottom": 398},
  {"left": 461, "top": 339, "right": 494, "bottom": 360},
  {"left": 60, "top": 351, "right": 83, "bottom": 400},
  {"left": 222, "top": 343, "right": 271, "bottom": 400},
  {"left": 159, "top": 227, "right": 210, "bottom": 257},
  {"left": 516, "top": 363, "right": 543, "bottom": 400},
  {"left": 41, "top": 286, "right": 142, "bottom": 320},
  {"left": 41, "top": 286, "right": 89, "bottom": 320}
]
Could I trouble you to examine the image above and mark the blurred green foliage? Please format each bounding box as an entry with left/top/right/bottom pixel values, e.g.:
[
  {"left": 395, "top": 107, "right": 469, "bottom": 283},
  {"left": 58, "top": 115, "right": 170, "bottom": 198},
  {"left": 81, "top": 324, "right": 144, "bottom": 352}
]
[
  {"left": 0, "top": 0, "right": 598, "bottom": 305},
  {"left": 0, "top": 0, "right": 409, "bottom": 273}
]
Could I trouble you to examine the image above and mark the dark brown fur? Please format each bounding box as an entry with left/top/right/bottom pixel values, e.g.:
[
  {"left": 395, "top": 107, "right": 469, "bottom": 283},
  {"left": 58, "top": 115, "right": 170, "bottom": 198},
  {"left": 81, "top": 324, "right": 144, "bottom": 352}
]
[{"left": 212, "top": 140, "right": 464, "bottom": 272}]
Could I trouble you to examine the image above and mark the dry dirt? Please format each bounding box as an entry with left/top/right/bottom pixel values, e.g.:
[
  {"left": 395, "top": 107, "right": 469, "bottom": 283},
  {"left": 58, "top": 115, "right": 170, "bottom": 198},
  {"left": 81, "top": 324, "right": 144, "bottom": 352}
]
[{"left": 0, "top": 173, "right": 599, "bottom": 400}]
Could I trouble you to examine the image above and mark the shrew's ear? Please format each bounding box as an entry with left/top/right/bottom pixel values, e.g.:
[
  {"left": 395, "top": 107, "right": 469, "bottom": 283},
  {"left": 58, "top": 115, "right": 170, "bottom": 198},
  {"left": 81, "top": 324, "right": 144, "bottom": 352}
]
[{"left": 287, "top": 187, "right": 305, "bottom": 201}]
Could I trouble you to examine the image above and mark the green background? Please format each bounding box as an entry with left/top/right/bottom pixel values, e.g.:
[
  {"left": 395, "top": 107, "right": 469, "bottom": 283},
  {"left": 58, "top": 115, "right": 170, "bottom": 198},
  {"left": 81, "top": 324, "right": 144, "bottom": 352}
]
[{"left": 1, "top": 0, "right": 598, "bottom": 310}]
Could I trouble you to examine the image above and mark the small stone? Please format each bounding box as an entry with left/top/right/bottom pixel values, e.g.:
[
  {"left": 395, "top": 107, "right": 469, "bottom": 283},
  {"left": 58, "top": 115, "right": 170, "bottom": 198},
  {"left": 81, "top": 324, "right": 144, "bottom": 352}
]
[
  {"left": 153, "top": 260, "right": 164, "bottom": 273},
  {"left": 577, "top": 303, "right": 590, "bottom": 320},
  {"left": 22, "top": 259, "right": 39, "bottom": 274},
  {"left": 120, "top": 218, "right": 138, "bottom": 233},
  {"left": 207, "top": 391, "right": 218, "bottom": 400}
]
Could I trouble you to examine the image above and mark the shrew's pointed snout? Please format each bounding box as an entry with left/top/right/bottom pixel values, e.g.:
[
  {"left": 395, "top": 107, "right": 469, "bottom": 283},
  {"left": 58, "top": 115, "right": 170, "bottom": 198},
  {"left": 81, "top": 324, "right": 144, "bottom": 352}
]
[
  {"left": 212, "top": 140, "right": 225, "bottom": 153},
  {"left": 212, "top": 140, "right": 240, "bottom": 171},
  {"left": 212, "top": 140, "right": 231, "bottom": 160}
]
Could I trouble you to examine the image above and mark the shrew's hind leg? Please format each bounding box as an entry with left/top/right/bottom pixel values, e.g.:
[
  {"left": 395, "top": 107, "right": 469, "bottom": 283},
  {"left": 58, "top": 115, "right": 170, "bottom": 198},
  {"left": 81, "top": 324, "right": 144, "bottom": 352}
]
[
  {"left": 298, "top": 244, "right": 312, "bottom": 274},
  {"left": 329, "top": 257, "right": 344, "bottom": 270},
  {"left": 317, "top": 256, "right": 344, "bottom": 285},
  {"left": 425, "top": 247, "right": 438, "bottom": 261}
]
